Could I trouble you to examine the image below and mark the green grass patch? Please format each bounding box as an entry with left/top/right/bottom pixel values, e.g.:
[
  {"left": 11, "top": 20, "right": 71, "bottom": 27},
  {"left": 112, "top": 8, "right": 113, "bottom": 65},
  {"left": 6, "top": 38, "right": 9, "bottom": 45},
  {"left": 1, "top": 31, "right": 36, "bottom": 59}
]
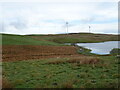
[
  {"left": 3, "top": 56, "right": 119, "bottom": 88},
  {"left": 2, "top": 34, "right": 62, "bottom": 45}
]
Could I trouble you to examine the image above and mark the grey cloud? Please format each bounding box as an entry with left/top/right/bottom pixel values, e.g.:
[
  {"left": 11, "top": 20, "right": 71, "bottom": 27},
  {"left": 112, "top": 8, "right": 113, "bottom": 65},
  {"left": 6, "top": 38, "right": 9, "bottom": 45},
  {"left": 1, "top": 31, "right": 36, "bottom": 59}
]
[
  {"left": 10, "top": 21, "right": 27, "bottom": 30},
  {"left": 0, "top": 18, "right": 28, "bottom": 33}
]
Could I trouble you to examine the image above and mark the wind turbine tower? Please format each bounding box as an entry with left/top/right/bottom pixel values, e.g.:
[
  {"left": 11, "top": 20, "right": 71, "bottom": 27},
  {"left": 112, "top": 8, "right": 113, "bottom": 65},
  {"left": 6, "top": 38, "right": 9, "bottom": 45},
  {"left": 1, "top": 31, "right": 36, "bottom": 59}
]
[
  {"left": 66, "top": 22, "right": 68, "bottom": 34},
  {"left": 89, "top": 26, "right": 91, "bottom": 33}
]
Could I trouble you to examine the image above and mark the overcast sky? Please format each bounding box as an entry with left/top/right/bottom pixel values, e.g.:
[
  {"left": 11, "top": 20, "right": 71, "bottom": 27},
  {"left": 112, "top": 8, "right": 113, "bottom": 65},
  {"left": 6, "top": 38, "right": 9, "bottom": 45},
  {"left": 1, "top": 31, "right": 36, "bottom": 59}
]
[{"left": 0, "top": 1, "right": 118, "bottom": 35}]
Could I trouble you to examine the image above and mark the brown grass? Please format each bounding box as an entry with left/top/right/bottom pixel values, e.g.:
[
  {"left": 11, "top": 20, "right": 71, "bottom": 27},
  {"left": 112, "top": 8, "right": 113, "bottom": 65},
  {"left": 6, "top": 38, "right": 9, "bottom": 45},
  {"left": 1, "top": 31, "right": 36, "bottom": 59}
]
[
  {"left": 2, "top": 45, "right": 80, "bottom": 62},
  {"left": 47, "top": 59, "right": 66, "bottom": 64},
  {"left": 67, "top": 56, "right": 100, "bottom": 64},
  {"left": 2, "top": 78, "right": 13, "bottom": 88},
  {"left": 47, "top": 60, "right": 64, "bottom": 64},
  {"left": 47, "top": 56, "right": 100, "bottom": 65},
  {"left": 62, "top": 81, "right": 73, "bottom": 88}
]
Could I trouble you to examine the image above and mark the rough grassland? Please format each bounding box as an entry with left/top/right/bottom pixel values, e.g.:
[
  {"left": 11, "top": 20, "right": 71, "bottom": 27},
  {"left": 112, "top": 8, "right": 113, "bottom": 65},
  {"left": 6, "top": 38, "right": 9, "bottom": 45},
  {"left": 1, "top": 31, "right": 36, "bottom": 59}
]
[
  {"left": 29, "top": 33, "right": 118, "bottom": 43},
  {"left": 2, "top": 56, "right": 119, "bottom": 88},
  {"left": 2, "top": 33, "right": 118, "bottom": 45},
  {"left": 2, "top": 33, "right": 119, "bottom": 88}
]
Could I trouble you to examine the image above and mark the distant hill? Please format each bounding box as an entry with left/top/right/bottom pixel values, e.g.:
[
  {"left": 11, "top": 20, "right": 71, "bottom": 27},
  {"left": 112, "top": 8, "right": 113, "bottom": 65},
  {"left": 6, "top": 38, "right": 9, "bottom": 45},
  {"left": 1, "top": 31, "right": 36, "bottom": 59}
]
[
  {"left": 1, "top": 33, "right": 119, "bottom": 45},
  {"left": 28, "top": 33, "right": 118, "bottom": 43}
]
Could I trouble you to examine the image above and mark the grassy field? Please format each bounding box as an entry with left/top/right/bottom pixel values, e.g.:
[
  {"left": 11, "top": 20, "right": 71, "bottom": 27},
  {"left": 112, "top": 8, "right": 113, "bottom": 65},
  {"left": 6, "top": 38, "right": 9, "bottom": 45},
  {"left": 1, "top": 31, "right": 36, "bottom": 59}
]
[
  {"left": 2, "top": 34, "right": 62, "bottom": 45},
  {"left": 2, "top": 33, "right": 119, "bottom": 88},
  {"left": 2, "top": 56, "right": 119, "bottom": 88}
]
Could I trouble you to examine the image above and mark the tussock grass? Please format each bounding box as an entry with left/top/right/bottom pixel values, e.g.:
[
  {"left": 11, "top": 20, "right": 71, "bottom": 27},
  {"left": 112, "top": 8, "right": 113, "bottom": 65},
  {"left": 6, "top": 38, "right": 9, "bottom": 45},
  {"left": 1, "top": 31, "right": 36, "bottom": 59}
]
[
  {"left": 67, "top": 56, "right": 100, "bottom": 64},
  {"left": 47, "top": 56, "right": 100, "bottom": 65}
]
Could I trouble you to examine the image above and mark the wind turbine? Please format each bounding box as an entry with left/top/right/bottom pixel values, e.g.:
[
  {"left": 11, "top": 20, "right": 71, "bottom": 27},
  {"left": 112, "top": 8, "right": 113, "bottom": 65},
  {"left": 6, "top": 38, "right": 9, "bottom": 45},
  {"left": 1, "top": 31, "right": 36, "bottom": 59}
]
[
  {"left": 66, "top": 21, "right": 69, "bottom": 34},
  {"left": 89, "top": 26, "right": 91, "bottom": 33}
]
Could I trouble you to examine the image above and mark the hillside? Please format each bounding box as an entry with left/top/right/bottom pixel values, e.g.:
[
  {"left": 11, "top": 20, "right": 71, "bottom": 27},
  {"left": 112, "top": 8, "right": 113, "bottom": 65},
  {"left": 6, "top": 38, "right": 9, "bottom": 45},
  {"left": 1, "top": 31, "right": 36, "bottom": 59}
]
[
  {"left": 1, "top": 33, "right": 118, "bottom": 45},
  {"left": 1, "top": 34, "right": 61, "bottom": 45},
  {"left": 28, "top": 33, "right": 118, "bottom": 43}
]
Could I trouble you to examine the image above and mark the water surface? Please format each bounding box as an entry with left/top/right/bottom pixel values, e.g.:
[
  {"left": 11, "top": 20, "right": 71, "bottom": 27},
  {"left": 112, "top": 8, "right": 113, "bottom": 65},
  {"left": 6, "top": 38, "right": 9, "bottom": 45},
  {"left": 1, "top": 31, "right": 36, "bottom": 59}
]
[{"left": 77, "top": 41, "right": 119, "bottom": 55}]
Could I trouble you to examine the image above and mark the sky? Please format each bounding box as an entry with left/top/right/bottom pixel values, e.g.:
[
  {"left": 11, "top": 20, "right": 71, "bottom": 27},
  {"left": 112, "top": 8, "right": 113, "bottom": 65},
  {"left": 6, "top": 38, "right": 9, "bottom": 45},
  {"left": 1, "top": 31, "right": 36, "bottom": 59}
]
[{"left": 0, "top": 0, "right": 118, "bottom": 35}]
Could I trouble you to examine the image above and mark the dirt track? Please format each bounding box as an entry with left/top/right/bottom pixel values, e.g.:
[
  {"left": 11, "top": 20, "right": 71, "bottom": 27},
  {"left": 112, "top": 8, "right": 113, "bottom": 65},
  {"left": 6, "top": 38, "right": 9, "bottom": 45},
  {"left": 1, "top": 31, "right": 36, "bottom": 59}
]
[{"left": 2, "top": 45, "right": 82, "bottom": 62}]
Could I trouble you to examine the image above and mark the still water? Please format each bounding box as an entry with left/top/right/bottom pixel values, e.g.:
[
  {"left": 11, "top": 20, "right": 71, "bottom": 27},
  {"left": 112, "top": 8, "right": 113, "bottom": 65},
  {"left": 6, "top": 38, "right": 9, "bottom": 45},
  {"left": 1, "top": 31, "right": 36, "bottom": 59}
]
[{"left": 77, "top": 41, "right": 119, "bottom": 55}]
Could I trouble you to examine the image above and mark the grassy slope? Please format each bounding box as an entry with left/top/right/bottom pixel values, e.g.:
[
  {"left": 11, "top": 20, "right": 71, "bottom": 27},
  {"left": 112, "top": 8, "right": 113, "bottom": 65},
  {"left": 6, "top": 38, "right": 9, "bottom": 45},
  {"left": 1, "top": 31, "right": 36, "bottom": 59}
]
[
  {"left": 2, "top": 33, "right": 118, "bottom": 45},
  {"left": 2, "top": 34, "right": 62, "bottom": 45},
  {"left": 3, "top": 56, "right": 119, "bottom": 88},
  {"left": 29, "top": 33, "right": 118, "bottom": 43},
  {"left": 2, "top": 33, "right": 119, "bottom": 88}
]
